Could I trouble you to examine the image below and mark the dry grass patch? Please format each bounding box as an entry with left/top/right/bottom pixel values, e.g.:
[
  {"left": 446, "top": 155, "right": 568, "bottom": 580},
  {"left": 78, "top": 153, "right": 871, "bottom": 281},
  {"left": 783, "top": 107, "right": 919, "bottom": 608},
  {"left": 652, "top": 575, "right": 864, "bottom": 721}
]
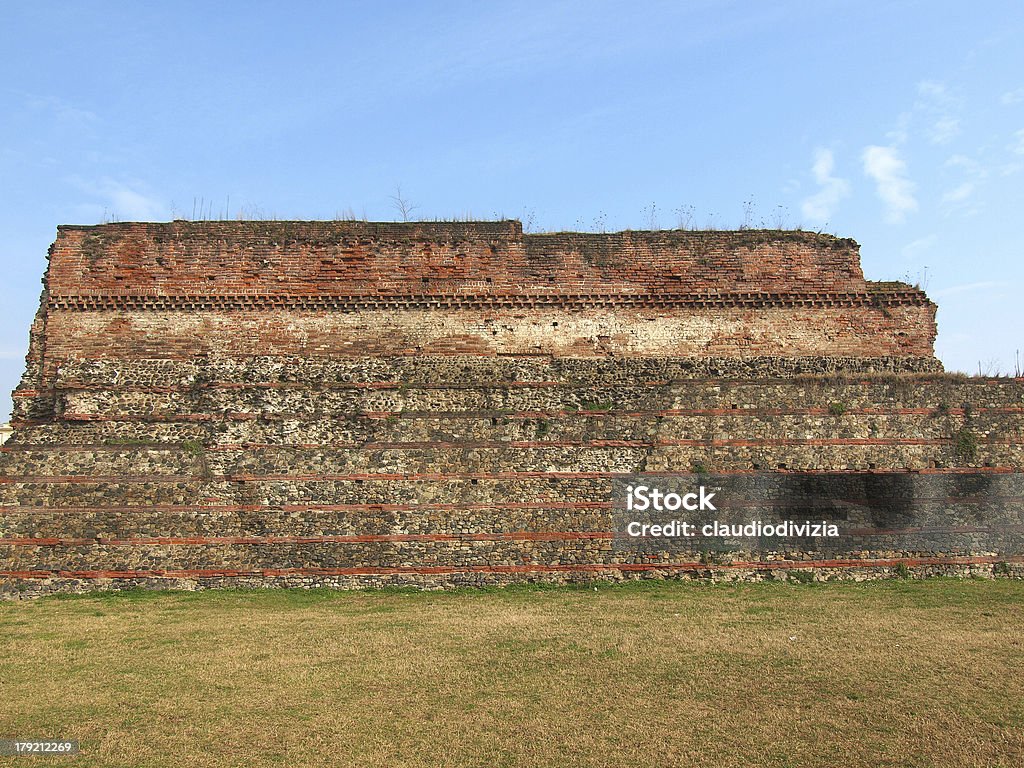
[{"left": 1, "top": 580, "right": 1022, "bottom": 767}]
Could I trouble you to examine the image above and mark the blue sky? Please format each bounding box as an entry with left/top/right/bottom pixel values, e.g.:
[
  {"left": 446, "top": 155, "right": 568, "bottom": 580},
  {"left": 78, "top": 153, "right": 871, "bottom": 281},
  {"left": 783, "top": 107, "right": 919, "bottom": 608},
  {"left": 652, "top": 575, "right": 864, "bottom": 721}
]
[{"left": 2, "top": 1, "right": 1022, "bottom": 418}]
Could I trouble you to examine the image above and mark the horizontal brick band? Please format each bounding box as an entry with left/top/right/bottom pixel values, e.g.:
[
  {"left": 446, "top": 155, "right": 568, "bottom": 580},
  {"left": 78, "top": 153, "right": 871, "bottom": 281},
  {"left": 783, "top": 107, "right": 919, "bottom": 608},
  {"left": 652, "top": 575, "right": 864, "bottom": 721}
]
[
  {"left": 4, "top": 555, "right": 1022, "bottom": 580},
  {"left": 2, "top": 437, "right": 1016, "bottom": 453},
  {"left": 13, "top": 404, "right": 1020, "bottom": 431},
  {"left": 47, "top": 290, "right": 932, "bottom": 312},
  {"left": 38, "top": 381, "right": 1008, "bottom": 398},
  {"left": 0, "top": 532, "right": 614, "bottom": 546},
  {"left": 5, "top": 523, "right": 1024, "bottom": 547},
  {"left": 0, "top": 501, "right": 615, "bottom": 514},
  {"left": 4, "top": 496, "right": 1021, "bottom": 512},
  {"left": 2, "top": 467, "right": 1017, "bottom": 484},
  {"left": 47, "top": 411, "right": 1020, "bottom": 428}
]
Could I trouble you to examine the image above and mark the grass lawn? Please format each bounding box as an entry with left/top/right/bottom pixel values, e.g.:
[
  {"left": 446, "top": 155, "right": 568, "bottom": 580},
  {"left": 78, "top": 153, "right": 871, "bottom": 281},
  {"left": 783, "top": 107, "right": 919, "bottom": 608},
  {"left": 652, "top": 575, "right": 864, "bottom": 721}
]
[{"left": 1, "top": 579, "right": 1022, "bottom": 767}]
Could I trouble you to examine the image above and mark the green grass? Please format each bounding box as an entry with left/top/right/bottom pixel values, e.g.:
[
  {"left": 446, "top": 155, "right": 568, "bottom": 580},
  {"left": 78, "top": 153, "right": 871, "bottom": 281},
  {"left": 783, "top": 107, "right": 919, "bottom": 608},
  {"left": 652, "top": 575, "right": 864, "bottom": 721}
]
[{"left": 1, "top": 580, "right": 1022, "bottom": 767}]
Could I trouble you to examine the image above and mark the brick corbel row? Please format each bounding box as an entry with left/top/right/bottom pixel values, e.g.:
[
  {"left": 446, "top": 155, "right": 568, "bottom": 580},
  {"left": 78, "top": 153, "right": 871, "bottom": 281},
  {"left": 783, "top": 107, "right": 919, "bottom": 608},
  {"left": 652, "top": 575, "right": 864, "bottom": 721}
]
[{"left": 47, "top": 290, "right": 933, "bottom": 312}]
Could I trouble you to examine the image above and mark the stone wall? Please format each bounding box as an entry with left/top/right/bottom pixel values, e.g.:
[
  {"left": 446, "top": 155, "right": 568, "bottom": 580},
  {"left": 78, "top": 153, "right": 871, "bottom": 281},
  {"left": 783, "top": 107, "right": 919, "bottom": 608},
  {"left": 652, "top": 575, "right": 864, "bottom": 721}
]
[
  {"left": 2, "top": 357, "right": 1023, "bottom": 597},
  {"left": 1, "top": 221, "right": 1020, "bottom": 597}
]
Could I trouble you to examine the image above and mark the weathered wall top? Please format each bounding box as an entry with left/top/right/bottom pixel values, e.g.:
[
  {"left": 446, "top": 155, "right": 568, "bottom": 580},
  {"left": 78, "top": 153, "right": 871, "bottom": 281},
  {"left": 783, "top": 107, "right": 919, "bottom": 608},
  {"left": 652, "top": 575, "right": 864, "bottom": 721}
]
[{"left": 47, "top": 220, "right": 872, "bottom": 296}]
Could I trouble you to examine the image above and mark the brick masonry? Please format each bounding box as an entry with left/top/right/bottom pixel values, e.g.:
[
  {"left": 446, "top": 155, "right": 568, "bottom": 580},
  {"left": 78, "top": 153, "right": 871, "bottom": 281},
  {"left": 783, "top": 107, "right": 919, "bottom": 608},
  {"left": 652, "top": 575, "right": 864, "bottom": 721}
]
[{"left": 1, "top": 221, "right": 1021, "bottom": 597}]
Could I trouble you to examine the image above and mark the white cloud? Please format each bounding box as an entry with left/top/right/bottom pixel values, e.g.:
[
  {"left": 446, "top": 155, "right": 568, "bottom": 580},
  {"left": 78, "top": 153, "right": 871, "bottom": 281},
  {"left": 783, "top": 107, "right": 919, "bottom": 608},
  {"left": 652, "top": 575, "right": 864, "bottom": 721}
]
[
  {"left": 878, "top": 81, "right": 962, "bottom": 152},
  {"left": 931, "top": 281, "right": 1006, "bottom": 299},
  {"left": 945, "top": 154, "right": 982, "bottom": 174},
  {"left": 26, "top": 94, "right": 98, "bottom": 126},
  {"left": 917, "top": 80, "right": 948, "bottom": 100},
  {"left": 1001, "top": 88, "right": 1024, "bottom": 105},
  {"left": 999, "top": 130, "right": 1024, "bottom": 175},
  {"left": 915, "top": 80, "right": 962, "bottom": 145},
  {"left": 942, "top": 153, "right": 989, "bottom": 212},
  {"left": 861, "top": 145, "right": 917, "bottom": 222},
  {"left": 901, "top": 235, "right": 936, "bottom": 260},
  {"left": 941, "top": 182, "right": 974, "bottom": 204},
  {"left": 799, "top": 148, "right": 849, "bottom": 223},
  {"left": 67, "top": 177, "right": 166, "bottom": 221},
  {"left": 929, "top": 116, "right": 960, "bottom": 145},
  {"left": 886, "top": 112, "right": 911, "bottom": 145},
  {"left": 1012, "top": 129, "right": 1024, "bottom": 156}
]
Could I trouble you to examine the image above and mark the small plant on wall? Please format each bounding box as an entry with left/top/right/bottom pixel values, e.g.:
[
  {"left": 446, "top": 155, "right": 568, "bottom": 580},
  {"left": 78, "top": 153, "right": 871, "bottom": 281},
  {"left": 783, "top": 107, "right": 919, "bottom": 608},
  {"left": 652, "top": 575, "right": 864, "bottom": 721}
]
[{"left": 953, "top": 427, "right": 978, "bottom": 463}]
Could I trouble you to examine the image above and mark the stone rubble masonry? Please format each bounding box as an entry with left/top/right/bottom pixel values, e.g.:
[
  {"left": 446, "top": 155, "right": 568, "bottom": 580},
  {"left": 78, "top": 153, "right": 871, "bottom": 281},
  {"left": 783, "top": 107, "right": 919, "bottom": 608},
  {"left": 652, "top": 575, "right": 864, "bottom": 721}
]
[{"left": 1, "top": 220, "right": 1021, "bottom": 597}]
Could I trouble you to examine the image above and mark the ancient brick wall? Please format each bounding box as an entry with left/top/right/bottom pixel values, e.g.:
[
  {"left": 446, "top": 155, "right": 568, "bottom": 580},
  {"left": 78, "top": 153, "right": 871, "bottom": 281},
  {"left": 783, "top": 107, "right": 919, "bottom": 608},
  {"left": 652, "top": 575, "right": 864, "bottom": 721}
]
[
  {"left": 47, "top": 221, "right": 866, "bottom": 295},
  {"left": 19, "top": 222, "right": 937, "bottom": 391},
  {"left": 1, "top": 221, "right": 1020, "bottom": 598}
]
